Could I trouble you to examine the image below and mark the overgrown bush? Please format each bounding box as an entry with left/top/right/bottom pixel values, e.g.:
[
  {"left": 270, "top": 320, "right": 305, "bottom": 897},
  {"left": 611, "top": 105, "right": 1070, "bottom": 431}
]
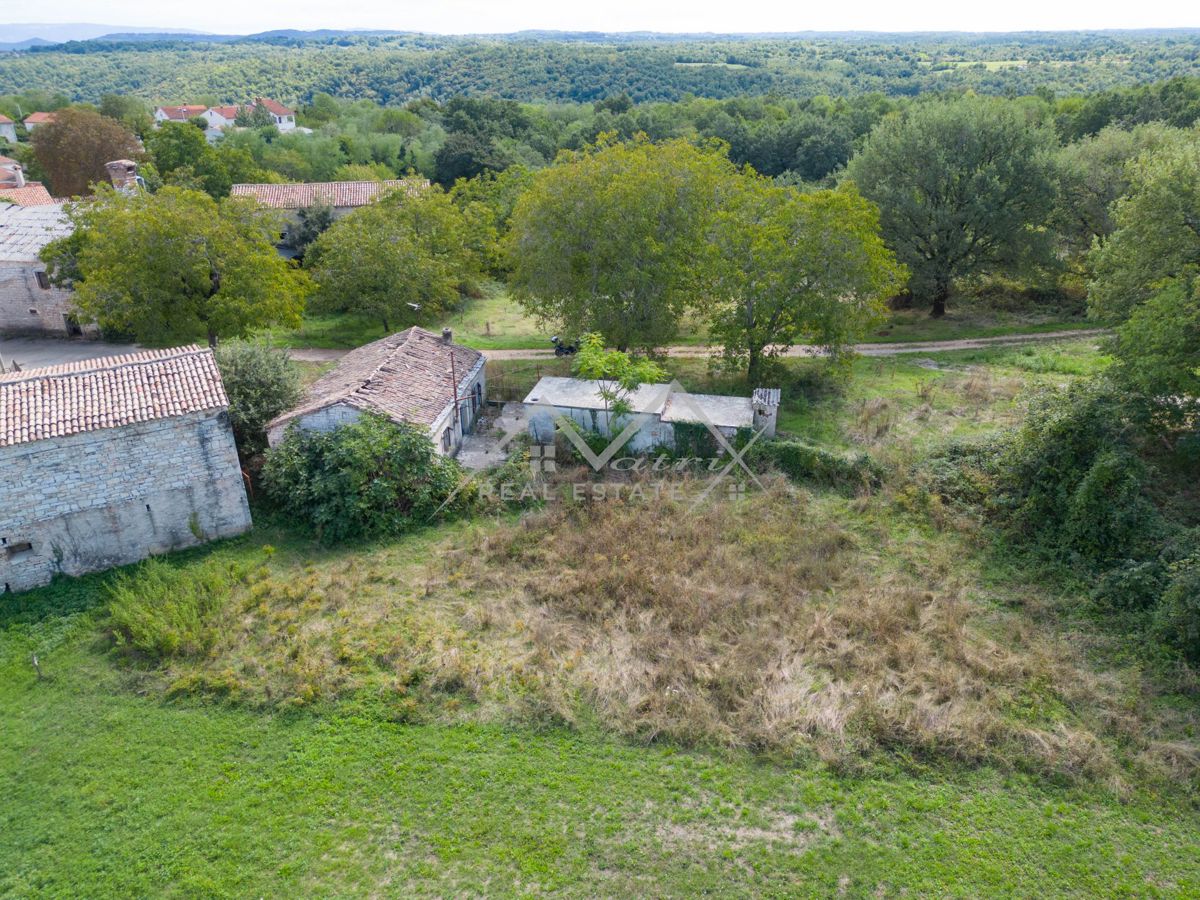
[
  {"left": 749, "top": 438, "right": 881, "bottom": 488},
  {"left": 214, "top": 338, "right": 303, "bottom": 457},
  {"left": 261, "top": 414, "right": 473, "bottom": 542},
  {"left": 108, "top": 557, "right": 252, "bottom": 661}
]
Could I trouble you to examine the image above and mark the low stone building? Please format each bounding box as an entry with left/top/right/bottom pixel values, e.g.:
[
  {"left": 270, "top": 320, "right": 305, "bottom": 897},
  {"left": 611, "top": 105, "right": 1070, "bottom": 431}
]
[
  {"left": 0, "top": 203, "right": 90, "bottom": 336},
  {"left": 0, "top": 346, "right": 252, "bottom": 593},
  {"left": 523, "top": 377, "right": 780, "bottom": 452},
  {"left": 267, "top": 327, "right": 486, "bottom": 456}
]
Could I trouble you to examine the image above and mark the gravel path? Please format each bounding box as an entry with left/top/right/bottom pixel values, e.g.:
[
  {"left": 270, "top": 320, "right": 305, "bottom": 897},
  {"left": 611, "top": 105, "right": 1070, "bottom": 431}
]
[{"left": 1, "top": 329, "right": 1106, "bottom": 372}]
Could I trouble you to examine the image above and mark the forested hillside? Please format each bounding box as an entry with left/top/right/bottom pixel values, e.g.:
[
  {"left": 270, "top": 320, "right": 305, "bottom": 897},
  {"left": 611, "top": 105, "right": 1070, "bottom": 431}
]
[{"left": 3, "top": 30, "right": 1200, "bottom": 104}]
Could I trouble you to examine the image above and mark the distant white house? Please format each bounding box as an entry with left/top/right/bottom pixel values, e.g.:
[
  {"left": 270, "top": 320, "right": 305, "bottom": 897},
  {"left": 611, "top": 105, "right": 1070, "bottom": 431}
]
[
  {"left": 154, "top": 98, "right": 298, "bottom": 142},
  {"left": 523, "top": 377, "right": 780, "bottom": 452},
  {"left": 21, "top": 111, "right": 57, "bottom": 131},
  {"left": 0, "top": 115, "right": 16, "bottom": 143}
]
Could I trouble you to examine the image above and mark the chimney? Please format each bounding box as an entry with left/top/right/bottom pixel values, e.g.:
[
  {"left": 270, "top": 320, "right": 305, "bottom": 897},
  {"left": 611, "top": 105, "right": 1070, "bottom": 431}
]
[
  {"left": 442, "top": 328, "right": 453, "bottom": 344},
  {"left": 0, "top": 161, "right": 23, "bottom": 189},
  {"left": 751, "top": 387, "right": 781, "bottom": 439},
  {"left": 105, "top": 159, "right": 140, "bottom": 192}
]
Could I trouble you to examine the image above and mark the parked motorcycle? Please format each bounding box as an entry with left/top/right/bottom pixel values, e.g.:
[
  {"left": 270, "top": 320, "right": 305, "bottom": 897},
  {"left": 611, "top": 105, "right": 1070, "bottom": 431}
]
[{"left": 550, "top": 336, "right": 578, "bottom": 357}]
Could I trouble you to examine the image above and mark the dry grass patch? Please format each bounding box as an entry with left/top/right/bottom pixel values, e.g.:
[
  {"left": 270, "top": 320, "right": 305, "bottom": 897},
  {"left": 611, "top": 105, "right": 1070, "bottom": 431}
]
[{"left": 118, "top": 483, "right": 1198, "bottom": 785}]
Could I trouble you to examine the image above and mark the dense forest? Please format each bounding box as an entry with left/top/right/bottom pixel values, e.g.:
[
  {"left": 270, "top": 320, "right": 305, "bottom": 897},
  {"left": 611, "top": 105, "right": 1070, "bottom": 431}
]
[{"left": 3, "top": 30, "right": 1200, "bottom": 104}]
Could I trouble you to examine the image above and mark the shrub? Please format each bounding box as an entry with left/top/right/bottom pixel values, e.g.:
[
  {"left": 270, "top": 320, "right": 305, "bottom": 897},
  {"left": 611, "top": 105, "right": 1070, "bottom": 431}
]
[
  {"left": 108, "top": 557, "right": 249, "bottom": 661},
  {"left": 261, "top": 414, "right": 473, "bottom": 542},
  {"left": 214, "top": 338, "right": 303, "bottom": 457},
  {"left": 1154, "top": 555, "right": 1200, "bottom": 665},
  {"left": 749, "top": 438, "right": 881, "bottom": 488}
]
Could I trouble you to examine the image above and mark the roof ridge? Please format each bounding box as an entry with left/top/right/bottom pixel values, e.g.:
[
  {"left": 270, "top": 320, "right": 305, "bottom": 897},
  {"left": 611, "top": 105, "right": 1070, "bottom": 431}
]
[{"left": 1, "top": 345, "right": 208, "bottom": 385}]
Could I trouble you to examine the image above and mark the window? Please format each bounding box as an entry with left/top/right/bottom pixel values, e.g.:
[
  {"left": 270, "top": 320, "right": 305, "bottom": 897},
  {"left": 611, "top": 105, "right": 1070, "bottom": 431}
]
[
  {"left": 34, "top": 270, "right": 50, "bottom": 290},
  {"left": 5, "top": 541, "right": 33, "bottom": 559},
  {"left": 442, "top": 427, "right": 453, "bottom": 453},
  {"left": 28, "top": 308, "right": 38, "bottom": 315}
]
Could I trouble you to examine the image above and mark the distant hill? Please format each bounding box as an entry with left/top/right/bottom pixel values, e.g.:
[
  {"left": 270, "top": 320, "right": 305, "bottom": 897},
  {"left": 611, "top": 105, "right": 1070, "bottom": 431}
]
[{"left": 0, "top": 22, "right": 208, "bottom": 44}]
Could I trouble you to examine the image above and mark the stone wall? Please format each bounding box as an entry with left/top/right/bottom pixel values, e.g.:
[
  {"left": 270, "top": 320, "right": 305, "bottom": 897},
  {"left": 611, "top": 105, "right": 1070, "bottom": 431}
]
[
  {"left": 0, "top": 409, "right": 252, "bottom": 593},
  {"left": 0, "top": 262, "right": 88, "bottom": 336}
]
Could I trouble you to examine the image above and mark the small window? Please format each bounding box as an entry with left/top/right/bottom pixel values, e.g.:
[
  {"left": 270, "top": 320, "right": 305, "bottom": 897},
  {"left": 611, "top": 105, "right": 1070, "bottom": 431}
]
[
  {"left": 34, "top": 270, "right": 50, "bottom": 290},
  {"left": 28, "top": 308, "right": 38, "bottom": 315},
  {"left": 442, "top": 427, "right": 453, "bottom": 452},
  {"left": 5, "top": 541, "right": 33, "bottom": 558}
]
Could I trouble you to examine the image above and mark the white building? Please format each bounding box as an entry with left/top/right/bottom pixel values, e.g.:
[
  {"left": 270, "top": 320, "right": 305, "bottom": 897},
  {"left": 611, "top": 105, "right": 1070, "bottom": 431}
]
[
  {"left": 523, "top": 377, "right": 779, "bottom": 452},
  {"left": 0, "top": 115, "right": 16, "bottom": 143},
  {"left": 267, "top": 327, "right": 486, "bottom": 456}
]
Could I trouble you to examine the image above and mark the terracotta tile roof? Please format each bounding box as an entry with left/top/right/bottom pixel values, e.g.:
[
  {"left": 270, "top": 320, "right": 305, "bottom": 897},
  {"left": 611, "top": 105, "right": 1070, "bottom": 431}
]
[
  {"left": 270, "top": 327, "right": 483, "bottom": 432},
  {"left": 23, "top": 112, "right": 57, "bottom": 125},
  {"left": 0, "top": 204, "right": 72, "bottom": 261},
  {"left": 255, "top": 97, "right": 294, "bottom": 117},
  {"left": 155, "top": 104, "right": 208, "bottom": 120},
  {"left": 207, "top": 105, "right": 242, "bottom": 120},
  {"left": 0, "top": 183, "right": 55, "bottom": 206},
  {"left": 0, "top": 155, "right": 19, "bottom": 166},
  {"left": 0, "top": 346, "right": 229, "bottom": 448},
  {"left": 229, "top": 178, "right": 427, "bottom": 209},
  {"left": 0, "top": 115, "right": 12, "bottom": 124}
]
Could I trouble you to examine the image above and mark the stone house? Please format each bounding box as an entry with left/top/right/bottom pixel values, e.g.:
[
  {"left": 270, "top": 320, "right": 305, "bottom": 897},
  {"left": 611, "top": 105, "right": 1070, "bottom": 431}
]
[
  {"left": 267, "top": 327, "right": 486, "bottom": 456},
  {"left": 523, "top": 377, "right": 780, "bottom": 452},
  {"left": 0, "top": 346, "right": 253, "bottom": 593},
  {"left": 0, "top": 203, "right": 93, "bottom": 336},
  {"left": 0, "top": 115, "right": 16, "bottom": 143}
]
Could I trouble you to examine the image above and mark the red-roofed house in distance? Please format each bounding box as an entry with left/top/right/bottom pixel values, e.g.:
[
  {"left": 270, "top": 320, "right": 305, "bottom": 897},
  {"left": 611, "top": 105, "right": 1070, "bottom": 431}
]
[
  {"left": 22, "top": 111, "right": 57, "bottom": 131},
  {"left": 152, "top": 104, "right": 208, "bottom": 125},
  {"left": 0, "top": 345, "right": 252, "bottom": 592},
  {"left": 0, "top": 115, "right": 16, "bottom": 143}
]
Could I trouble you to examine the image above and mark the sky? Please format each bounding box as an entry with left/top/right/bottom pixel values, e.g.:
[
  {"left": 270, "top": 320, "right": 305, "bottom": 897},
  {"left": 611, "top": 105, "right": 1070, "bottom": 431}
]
[{"left": 1, "top": 0, "right": 1196, "bottom": 36}]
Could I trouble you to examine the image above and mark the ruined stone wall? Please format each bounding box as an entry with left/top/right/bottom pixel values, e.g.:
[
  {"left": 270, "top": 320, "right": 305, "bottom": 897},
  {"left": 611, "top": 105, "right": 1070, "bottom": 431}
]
[
  {"left": 0, "top": 409, "right": 252, "bottom": 593},
  {"left": 0, "top": 263, "right": 77, "bottom": 335}
]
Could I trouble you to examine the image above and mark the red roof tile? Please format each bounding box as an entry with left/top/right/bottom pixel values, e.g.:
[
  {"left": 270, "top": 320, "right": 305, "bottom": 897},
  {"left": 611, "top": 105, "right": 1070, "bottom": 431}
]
[
  {"left": 229, "top": 178, "right": 427, "bottom": 209},
  {"left": 0, "top": 183, "right": 55, "bottom": 206},
  {"left": 270, "top": 328, "right": 483, "bottom": 431},
  {"left": 0, "top": 115, "right": 12, "bottom": 124},
  {"left": 23, "top": 112, "right": 57, "bottom": 125},
  {"left": 255, "top": 97, "right": 295, "bottom": 117},
  {"left": 0, "top": 346, "right": 229, "bottom": 448},
  {"left": 155, "top": 104, "right": 208, "bottom": 121}
]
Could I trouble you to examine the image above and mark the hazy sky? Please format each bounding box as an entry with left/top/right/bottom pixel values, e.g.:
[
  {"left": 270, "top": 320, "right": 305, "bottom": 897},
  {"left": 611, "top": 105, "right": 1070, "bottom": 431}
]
[{"left": 2, "top": 0, "right": 1196, "bottom": 35}]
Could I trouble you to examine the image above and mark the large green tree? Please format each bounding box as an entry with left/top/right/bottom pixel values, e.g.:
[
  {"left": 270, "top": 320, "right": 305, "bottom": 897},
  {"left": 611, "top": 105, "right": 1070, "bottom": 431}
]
[
  {"left": 508, "top": 137, "right": 737, "bottom": 352},
  {"left": 42, "top": 186, "right": 309, "bottom": 346},
  {"left": 708, "top": 179, "right": 906, "bottom": 383},
  {"left": 30, "top": 107, "right": 141, "bottom": 197},
  {"left": 1088, "top": 137, "right": 1200, "bottom": 322},
  {"left": 307, "top": 185, "right": 481, "bottom": 332},
  {"left": 845, "top": 98, "right": 1058, "bottom": 317}
]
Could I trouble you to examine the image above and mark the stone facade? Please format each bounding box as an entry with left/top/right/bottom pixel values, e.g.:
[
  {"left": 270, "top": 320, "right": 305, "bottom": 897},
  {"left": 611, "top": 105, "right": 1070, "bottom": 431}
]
[
  {"left": 0, "top": 409, "right": 252, "bottom": 593},
  {"left": 0, "top": 262, "right": 82, "bottom": 335}
]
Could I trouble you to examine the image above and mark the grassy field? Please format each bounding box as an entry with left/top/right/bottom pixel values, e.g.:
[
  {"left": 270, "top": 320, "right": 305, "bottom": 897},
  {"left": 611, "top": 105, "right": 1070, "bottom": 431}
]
[
  {"left": 264, "top": 286, "right": 1089, "bottom": 352},
  {"left": 4, "top": 338, "right": 1198, "bottom": 897}
]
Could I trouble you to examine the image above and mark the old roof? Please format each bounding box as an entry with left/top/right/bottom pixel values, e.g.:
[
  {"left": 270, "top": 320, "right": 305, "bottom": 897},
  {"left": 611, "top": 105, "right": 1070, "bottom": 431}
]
[
  {"left": 255, "top": 97, "right": 294, "bottom": 116},
  {"left": 229, "top": 178, "right": 426, "bottom": 209},
  {"left": 0, "top": 346, "right": 229, "bottom": 448},
  {"left": 523, "top": 376, "right": 757, "bottom": 429},
  {"left": 0, "top": 204, "right": 71, "bottom": 261},
  {"left": 270, "top": 327, "right": 484, "bottom": 432},
  {"left": 0, "top": 183, "right": 55, "bottom": 206},
  {"left": 0, "top": 115, "right": 12, "bottom": 124},
  {"left": 156, "top": 104, "right": 207, "bottom": 120},
  {"left": 23, "top": 112, "right": 57, "bottom": 125}
]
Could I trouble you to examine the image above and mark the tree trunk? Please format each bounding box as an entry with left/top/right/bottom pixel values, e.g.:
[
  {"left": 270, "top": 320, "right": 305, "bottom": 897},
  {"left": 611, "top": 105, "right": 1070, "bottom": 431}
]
[
  {"left": 747, "top": 345, "right": 762, "bottom": 387},
  {"left": 930, "top": 285, "right": 949, "bottom": 318},
  {"left": 207, "top": 328, "right": 218, "bottom": 348}
]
